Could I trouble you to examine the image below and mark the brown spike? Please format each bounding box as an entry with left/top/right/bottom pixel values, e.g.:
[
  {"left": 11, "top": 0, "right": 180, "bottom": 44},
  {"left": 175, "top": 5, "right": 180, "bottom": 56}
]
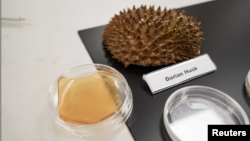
[
  {"left": 156, "top": 60, "right": 161, "bottom": 66},
  {"left": 136, "top": 35, "right": 143, "bottom": 40},
  {"left": 151, "top": 29, "right": 156, "bottom": 36},
  {"left": 182, "top": 56, "right": 189, "bottom": 60},
  {"left": 127, "top": 8, "right": 131, "bottom": 13},
  {"left": 145, "top": 34, "right": 153, "bottom": 42},
  {"left": 114, "top": 14, "right": 119, "bottom": 19},
  {"left": 175, "top": 56, "right": 183, "bottom": 61},
  {"left": 129, "top": 14, "right": 133, "bottom": 20},
  {"left": 126, "top": 40, "right": 134, "bottom": 46},
  {"left": 122, "top": 33, "right": 127, "bottom": 39},
  {"left": 179, "top": 16, "right": 183, "bottom": 21},
  {"left": 152, "top": 47, "right": 159, "bottom": 52},
  {"left": 168, "top": 9, "right": 172, "bottom": 14},
  {"left": 181, "top": 10, "right": 186, "bottom": 15},
  {"left": 165, "top": 40, "right": 174, "bottom": 45},
  {"left": 138, "top": 22, "right": 143, "bottom": 28},
  {"left": 193, "top": 17, "right": 197, "bottom": 23},
  {"left": 140, "top": 4, "right": 143, "bottom": 9},
  {"left": 145, "top": 27, "right": 150, "bottom": 34},
  {"left": 141, "top": 5, "right": 145, "bottom": 10},
  {"left": 145, "top": 18, "right": 149, "bottom": 24},
  {"left": 131, "top": 20, "right": 136, "bottom": 28},
  {"left": 133, "top": 5, "right": 136, "bottom": 10},
  {"left": 147, "top": 59, "right": 152, "bottom": 65},
  {"left": 157, "top": 6, "right": 161, "bottom": 11},
  {"left": 139, "top": 52, "right": 144, "bottom": 57},
  {"left": 133, "top": 16, "right": 138, "bottom": 23},
  {"left": 150, "top": 52, "right": 155, "bottom": 58},
  {"left": 124, "top": 62, "right": 130, "bottom": 67},
  {"left": 163, "top": 7, "right": 167, "bottom": 12},
  {"left": 167, "top": 30, "right": 173, "bottom": 36},
  {"left": 177, "top": 11, "right": 180, "bottom": 15},
  {"left": 161, "top": 12, "right": 167, "bottom": 18},
  {"left": 130, "top": 46, "right": 137, "bottom": 53},
  {"left": 135, "top": 8, "right": 140, "bottom": 15},
  {"left": 161, "top": 49, "right": 167, "bottom": 53},
  {"left": 130, "top": 31, "right": 136, "bottom": 39},
  {"left": 156, "top": 10, "right": 161, "bottom": 16},
  {"left": 137, "top": 11, "right": 141, "bottom": 19},
  {"left": 138, "top": 61, "right": 143, "bottom": 66},
  {"left": 163, "top": 59, "right": 168, "bottom": 64},
  {"left": 120, "top": 47, "right": 128, "bottom": 52},
  {"left": 142, "top": 46, "right": 151, "bottom": 52},
  {"left": 119, "top": 11, "right": 123, "bottom": 16},
  {"left": 132, "top": 55, "right": 139, "bottom": 62},
  {"left": 165, "top": 21, "right": 170, "bottom": 27},
  {"left": 158, "top": 25, "right": 164, "bottom": 31},
  {"left": 196, "top": 22, "right": 201, "bottom": 26},
  {"left": 148, "top": 15, "right": 153, "bottom": 21},
  {"left": 150, "top": 42, "right": 158, "bottom": 48},
  {"left": 136, "top": 28, "right": 142, "bottom": 34},
  {"left": 154, "top": 22, "right": 160, "bottom": 28},
  {"left": 135, "top": 40, "right": 145, "bottom": 48}
]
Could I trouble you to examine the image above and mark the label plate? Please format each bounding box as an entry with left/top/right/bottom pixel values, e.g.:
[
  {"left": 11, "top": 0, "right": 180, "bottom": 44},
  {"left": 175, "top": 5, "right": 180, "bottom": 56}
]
[{"left": 143, "top": 54, "right": 217, "bottom": 94}]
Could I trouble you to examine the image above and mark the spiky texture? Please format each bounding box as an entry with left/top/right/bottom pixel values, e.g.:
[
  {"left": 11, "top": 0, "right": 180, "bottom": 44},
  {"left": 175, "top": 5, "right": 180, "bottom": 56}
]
[{"left": 103, "top": 5, "right": 204, "bottom": 67}]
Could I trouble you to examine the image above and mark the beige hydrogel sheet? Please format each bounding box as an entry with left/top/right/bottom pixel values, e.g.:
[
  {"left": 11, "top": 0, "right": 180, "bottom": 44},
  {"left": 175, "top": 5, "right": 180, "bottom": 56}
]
[{"left": 58, "top": 71, "right": 121, "bottom": 124}]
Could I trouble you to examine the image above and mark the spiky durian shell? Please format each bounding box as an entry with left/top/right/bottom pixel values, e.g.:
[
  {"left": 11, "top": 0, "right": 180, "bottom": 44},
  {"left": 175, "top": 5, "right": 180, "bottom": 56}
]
[{"left": 103, "top": 5, "right": 204, "bottom": 67}]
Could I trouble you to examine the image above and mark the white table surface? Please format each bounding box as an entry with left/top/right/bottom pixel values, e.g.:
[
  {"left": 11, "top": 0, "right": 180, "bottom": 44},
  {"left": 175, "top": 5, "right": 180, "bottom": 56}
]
[{"left": 2, "top": 0, "right": 212, "bottom": 140}]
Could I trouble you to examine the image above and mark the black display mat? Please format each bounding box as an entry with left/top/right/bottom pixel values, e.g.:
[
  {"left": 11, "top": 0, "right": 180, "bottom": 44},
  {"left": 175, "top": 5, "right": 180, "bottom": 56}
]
[{"left": 78, "top": 0, "right": 250, "bottom": 140}]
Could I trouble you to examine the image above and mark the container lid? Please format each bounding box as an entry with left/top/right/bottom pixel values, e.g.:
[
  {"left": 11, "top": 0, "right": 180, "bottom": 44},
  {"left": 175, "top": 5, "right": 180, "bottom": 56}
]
[
  {"left": 246, "top": 70, "right": 250, "bottom": 96},
  {"left": 163, "top": 86, "right": 249, "bottom": 141}
]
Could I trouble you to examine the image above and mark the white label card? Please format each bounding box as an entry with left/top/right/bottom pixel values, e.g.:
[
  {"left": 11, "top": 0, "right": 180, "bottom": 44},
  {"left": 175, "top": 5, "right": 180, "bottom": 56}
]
[{"left": 143, "top": 54, "right": 217, "bottom": 94}]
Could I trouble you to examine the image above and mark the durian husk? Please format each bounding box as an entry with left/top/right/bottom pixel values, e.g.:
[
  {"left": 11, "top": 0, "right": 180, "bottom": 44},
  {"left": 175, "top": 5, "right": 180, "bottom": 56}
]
[{"left": 103, "top": 5, "right": 204, "bottom": 67}]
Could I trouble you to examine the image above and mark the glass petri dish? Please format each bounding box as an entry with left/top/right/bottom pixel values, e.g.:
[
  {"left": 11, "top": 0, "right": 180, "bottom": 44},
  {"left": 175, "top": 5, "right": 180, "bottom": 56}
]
[
  {"left": 48, "top": 64, "right": 133, "bottom": 138},
  {"left": 163, "top": 86, "right": 249, "bottom": 141}
]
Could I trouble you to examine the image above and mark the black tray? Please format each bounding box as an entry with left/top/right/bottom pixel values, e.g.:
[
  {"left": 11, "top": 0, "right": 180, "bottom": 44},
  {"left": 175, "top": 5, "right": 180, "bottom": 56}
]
[{"left": 78, "top": 0, "right": 250, "bottom": 140}]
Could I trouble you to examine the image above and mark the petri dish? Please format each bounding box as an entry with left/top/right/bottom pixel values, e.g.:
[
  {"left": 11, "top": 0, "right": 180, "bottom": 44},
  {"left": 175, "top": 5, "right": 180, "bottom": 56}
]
[
  {"left": 163, "top": 86, "right": 249, "bottom": 141},
  {"left": 48, "top": 64, "right": 133, "bottom": 138}
]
